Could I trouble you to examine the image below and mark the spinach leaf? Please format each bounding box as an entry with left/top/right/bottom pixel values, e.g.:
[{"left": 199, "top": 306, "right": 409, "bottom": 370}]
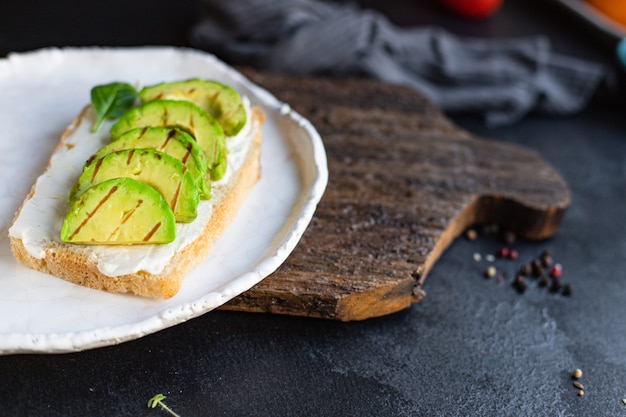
[{"left": 90, "top": 82, "right": 138, "bottom": 133}]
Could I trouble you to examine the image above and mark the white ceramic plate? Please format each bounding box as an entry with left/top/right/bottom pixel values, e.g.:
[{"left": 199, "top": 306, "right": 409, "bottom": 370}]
[{"left": 0, "top": 47, "right": 328, "bottom": 354}]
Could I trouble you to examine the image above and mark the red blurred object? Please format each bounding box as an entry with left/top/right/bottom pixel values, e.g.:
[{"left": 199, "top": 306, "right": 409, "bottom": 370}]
[
  {"left": 497, "top": 247, "right": 509, "bottom": 258},
  {"left": 438, "top": 0, "right": 503, "bottom": 19},
  {"left": 549, "top": 263, "right": 563, "bottom": 278}
]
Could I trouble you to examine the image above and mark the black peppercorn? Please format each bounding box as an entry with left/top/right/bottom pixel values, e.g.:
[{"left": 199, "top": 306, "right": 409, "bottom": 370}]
[
  {"left": 549, "top": 278, "right": 562, "bottom": 293},
  {"left": 540, "top": 253, "right": 553, "bottom": 267},
  {"left": 519, "top": 263, "right": 532, "bottom": 276},
  {"left": 562, "top": 284, "right": 573, "bottom": 296},
  {"left": 531, "top": 259, "right": 544, "bottom": 277},
  {"left": 512, "top": 275, "right": 527, "bottom": 294},
  {"left": 540, "top": 249, "right": 552, "bottom": 258}
]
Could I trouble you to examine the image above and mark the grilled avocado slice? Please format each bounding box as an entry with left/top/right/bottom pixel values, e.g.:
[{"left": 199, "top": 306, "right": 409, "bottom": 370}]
[
  {"left": 61, "top": 177, "right": 177, "bottom": 244},
  {"left": 139, "top": 78, "right": 247, "bottom": 136},
  {"left": 70, "top": 148, "right": 199, "bottom": 223},
  {"left": 109, "top": 100, "right": 227, "bottom": 181},
  {"left": 87, "top": 127, "right": 211, "bottom": 199}
]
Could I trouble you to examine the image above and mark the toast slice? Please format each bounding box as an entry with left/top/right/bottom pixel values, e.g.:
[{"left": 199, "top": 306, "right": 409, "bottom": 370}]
[{"left": 8, "top": 103, "right": 265, "bottom": 299}]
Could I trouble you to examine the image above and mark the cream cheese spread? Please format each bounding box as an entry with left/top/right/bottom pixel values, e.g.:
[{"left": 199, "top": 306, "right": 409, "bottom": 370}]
[{"left": 9, "top": 94, "right": 255, "bottom": 276}]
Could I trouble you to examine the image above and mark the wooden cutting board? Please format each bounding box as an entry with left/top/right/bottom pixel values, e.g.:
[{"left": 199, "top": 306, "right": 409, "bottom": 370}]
[{"left": 222, "top": 70, "right": 570, "bottom": 321}]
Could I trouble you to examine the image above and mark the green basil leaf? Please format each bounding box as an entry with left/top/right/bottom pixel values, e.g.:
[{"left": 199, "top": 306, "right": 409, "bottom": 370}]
[{"left": 90, "top": 82, "right": 137, "bottom": 133}]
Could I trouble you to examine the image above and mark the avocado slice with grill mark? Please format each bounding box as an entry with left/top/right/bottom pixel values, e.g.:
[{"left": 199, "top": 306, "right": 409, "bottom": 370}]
[
  {"left": 70, "top": 148, "right": 199, "bottom": 223},
  {"left": 139, "top": 78, "right": 247, "bottom": 136},
  {"left": 88, "top": 127, "right": 211, "bottom": 199},
  {"left": 110, "top": 100, "right": 227, "bottom": 181},
  {"left": 61, "top": 177, "right": 176, "bottom": 245}
]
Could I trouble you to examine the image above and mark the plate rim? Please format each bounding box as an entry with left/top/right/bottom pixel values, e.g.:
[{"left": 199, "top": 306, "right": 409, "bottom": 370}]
[{"left": 0, "top": 46, "right": 328, "bottom": 355}]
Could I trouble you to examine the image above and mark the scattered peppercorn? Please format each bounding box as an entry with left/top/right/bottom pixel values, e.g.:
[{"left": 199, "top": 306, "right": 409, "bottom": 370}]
[
  {"left": 538, "top": 276, "right": 550, "bottom": 287},
  {"left": 572, "top": 369, "right": 583, "bottom": 379},
  {"left": 519, "top": 264, "right": 531, "bottom": 276},
  {"left": 562, "top": 284, "right": 573, "bottom": 296},
  {"left": 484, "top": 266, "right": 497, "bottom": 278},
  {"left": 531, "top": 259, "right": 544, "bottom": 277},
  {"left": 512, "top": 275, "right": 527, "bottom": 293},
  {"left": 549, "top": 278, "right": 563, "bottom": 293},
  {"left": 466, "top": 228, "right": 477, "bottom": 241},
  {"left": 577, "top": 390, "right": 584, "bottom": 397},
  {"left": 550, "top": 263, "right": 563, "bottom": 278},
  {"left": 468, "top": 243, "right": 570, "bottom": 298},
  {"left": 540, "top": 253, "right": 553, "bottom": 267}
]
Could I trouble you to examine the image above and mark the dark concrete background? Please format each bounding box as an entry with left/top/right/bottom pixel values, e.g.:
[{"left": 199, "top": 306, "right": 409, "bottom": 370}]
[{"left": 1, "top": 1, "right": 625, "bottom": 415}]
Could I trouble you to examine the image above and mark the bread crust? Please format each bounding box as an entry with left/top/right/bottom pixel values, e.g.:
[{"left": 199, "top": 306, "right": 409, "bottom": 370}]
[{"left": 9, "top": 106, "right": 265, "bottom": 298}]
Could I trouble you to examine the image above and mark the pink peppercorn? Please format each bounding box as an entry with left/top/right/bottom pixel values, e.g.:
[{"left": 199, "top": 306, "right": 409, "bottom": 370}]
[
  {"left": 497, "top": 247, "right": 509, "bottom": 258},
  {"left": 550, "top": 263, "right": 563, "bottom": 278},
  {"left": 508, "top": 249, "right": 519, "bottom": 260}
]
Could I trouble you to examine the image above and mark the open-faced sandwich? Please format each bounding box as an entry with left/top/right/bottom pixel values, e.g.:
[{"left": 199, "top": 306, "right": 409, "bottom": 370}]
[{"left": 8, "top": 78, "right": 265, "bottom": 298}]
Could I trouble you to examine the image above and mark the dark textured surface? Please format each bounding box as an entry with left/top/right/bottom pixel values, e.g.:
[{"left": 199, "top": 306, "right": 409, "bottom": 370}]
[{"left": 1, "top": 0, "right": 626, "bottom": 416}]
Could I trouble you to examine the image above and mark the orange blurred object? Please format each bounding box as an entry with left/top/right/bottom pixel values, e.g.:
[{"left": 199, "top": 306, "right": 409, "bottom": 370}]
[
  {"left": 586, "top": 0, "right": 626, "bottom": 27},
  {"left": 438, "top": 0, "right": 503, "bottom": 19}
]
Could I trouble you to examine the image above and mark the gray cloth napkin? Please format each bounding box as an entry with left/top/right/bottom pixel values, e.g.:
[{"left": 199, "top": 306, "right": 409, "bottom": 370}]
[{"left": 190, "top": 0, "right": 606, "bottom": 126}]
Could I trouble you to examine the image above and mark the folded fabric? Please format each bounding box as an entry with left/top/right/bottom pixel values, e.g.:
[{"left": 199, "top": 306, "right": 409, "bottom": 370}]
[{"left": 190, "top": 0, "right": 606, "bottom": 126}]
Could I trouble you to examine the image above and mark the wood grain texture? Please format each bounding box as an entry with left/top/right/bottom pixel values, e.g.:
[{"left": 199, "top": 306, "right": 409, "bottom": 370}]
[{"left": 222, "top": 70, "right": 570, "bottom": 321}]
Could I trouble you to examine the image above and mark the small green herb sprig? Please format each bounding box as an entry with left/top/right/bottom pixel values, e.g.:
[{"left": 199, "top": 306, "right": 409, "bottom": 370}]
[
  {"left": 90, "top": 82, "right": 138, "bottom": 133},
  {"left": 147, "top": 393, "right": 181, "bottom": 417}
]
